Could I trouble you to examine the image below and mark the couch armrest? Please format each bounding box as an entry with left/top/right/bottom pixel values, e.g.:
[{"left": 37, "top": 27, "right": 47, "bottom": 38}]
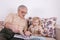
[
  {"left": 0, "top": 26, "right": 4, "bottom": 31},
  {"left": 55, "top": 25, "right": 60, "bottom": 40}
]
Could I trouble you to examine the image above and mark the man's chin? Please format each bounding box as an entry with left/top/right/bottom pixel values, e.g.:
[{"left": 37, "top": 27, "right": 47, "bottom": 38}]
[
  {"left": 21, "top": 16, "right": 25, "bottom": 19},
  {"left": 19, "top": 15, "right": 25, "bottom": 19}
]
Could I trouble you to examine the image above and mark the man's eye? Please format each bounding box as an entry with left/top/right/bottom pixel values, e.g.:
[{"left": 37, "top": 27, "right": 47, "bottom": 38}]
[
  {"left": 21, "top": 11, "right": 24, "bottom": 13},
  {"left": 21, "top": 11, "right": 26, "bottom": 13}
]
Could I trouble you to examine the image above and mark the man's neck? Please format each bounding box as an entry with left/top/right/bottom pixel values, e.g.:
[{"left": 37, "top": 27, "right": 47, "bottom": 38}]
[{"left": 18, "top": 15, "right": 25, "bottom": 19}]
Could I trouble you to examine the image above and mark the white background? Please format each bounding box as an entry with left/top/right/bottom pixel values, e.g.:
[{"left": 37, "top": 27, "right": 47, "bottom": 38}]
[{"left": 0, "top": 0, "right": 60, "bottom": 25}]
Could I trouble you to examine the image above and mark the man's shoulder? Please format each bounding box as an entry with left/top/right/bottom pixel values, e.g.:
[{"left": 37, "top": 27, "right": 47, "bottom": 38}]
[
  {"left": 8, "top": 13, "right": 16, "bottom": 15},
  {"left": 7, "top": 13, "right": 17, "bottom": 17}
]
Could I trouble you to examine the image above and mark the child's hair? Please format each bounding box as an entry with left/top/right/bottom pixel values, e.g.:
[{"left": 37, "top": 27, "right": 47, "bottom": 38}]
[{"left": 32, "top": 17, "right": 41, "bottom": 26}]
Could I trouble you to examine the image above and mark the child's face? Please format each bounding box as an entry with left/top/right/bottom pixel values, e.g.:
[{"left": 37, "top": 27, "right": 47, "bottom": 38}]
[{"left": 33, "top": 20, "right": 39, "bottom": 26}]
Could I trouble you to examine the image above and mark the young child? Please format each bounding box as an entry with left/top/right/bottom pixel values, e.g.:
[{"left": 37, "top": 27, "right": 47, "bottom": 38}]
[{"left": 28, "top": 17, "right": 44, "bottom": 36}]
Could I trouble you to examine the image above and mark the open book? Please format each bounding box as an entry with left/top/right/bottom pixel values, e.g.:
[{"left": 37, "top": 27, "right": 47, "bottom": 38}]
[
  {"left": 14, "top": 34, "right": 45, "bottom": 40},
  {"left": 14, "top": 34, "right": 30, "bottom": 39}
]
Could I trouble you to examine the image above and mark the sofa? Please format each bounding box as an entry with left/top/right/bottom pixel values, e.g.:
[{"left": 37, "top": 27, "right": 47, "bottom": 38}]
[
  {"left": 0, "top": 21, "right": 60, "bottom": 40},
  {"left": 45, "top": 25, "right": 60, "bottom": 40}
]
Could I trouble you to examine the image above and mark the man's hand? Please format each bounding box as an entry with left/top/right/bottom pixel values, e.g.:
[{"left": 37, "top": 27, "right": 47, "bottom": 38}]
[
  {"left": 11, "top": 25, "right": 20, "bottom": 33},
  {"left": 5, "top": 22, "right": 19, "bottom": 33},
  {"left": 25, "top": 31, "right": 31, "bottom": 36}
]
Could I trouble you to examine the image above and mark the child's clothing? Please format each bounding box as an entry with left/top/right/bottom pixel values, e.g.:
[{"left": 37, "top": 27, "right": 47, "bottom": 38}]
[{"left": 29, "top": 25, "right": 43, "bottom": 36}]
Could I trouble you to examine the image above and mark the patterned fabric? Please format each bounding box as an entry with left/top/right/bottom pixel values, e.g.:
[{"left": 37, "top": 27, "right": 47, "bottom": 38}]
[{"left": 41, "top": 17, "right": 57, "bottom": 38}]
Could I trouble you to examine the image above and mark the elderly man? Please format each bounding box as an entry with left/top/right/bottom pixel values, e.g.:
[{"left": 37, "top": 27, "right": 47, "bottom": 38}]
[{"left": 0, "top": 5, "right": 28, "bottom": 40}]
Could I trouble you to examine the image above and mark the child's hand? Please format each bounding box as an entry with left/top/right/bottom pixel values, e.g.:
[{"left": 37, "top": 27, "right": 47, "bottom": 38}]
[{"left": 25, "top": 31, "right": 31, "bottom": 36}]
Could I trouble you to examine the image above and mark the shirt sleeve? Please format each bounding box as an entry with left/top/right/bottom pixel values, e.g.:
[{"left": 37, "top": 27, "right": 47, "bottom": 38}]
[
  {"left": 4, "top": 13, "right": 13, "bottom": 24},
  {"left": 23, "top": 20, "right": 28, "bottom": 32}
]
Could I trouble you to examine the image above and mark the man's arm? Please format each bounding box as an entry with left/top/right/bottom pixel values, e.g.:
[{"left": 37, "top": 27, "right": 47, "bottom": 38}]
[
  {"left": 4, "top": 14, "right": 19, "bottom": 33},
  {"left": 23, "top": 21, "right": 28, "bottom": 33},
  {"left": 5, "top": 22, "right": 13, "bottom": 29},
  {"left": 4, "top": 14, "right": 13, "bottom": 29}
]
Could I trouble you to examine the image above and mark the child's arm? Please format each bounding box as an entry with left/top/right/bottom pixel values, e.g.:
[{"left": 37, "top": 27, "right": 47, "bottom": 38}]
[{"left": 38, "top": 27, "right": 44, "bottom": 35}]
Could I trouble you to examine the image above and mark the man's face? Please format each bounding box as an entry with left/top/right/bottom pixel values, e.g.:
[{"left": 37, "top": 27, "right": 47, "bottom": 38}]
[{"left": 18, "top": 7, "right": 27, "bottom": 19}]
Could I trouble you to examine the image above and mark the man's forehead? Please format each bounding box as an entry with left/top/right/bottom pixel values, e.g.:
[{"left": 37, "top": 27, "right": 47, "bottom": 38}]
[
  {"left": 20, "top": 7, "right": 27, "bottom": 11},
  {"left": 20, "top": 7, "right": 27, "bottom": 9},
  {"left": 21, "top": 7, "right": 27, "bottom": 9}
]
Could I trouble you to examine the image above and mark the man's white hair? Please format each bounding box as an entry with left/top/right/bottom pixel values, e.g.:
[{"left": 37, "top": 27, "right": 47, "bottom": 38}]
[{"left": 18, "top": 5, "right": 27, "bottom": 11}]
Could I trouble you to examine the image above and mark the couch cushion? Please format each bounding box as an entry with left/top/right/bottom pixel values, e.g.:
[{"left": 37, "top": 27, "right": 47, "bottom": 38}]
[
  {"left": 41, "top": 17, "right": 57, "bottom": 38},
  {"left": 56, "top": 25, "right": 60, "bottom": 40},
  {"left": 0, "top": 21, "right": 4, "bottom": 26},
  {"left": 45, "top": 37, "right": 56, "bottom": 40},
  {"left": 0, "top": 21, "right": 4, "bottom": 31}
]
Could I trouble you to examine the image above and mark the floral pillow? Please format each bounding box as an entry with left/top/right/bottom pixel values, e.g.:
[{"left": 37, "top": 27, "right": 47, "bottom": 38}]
[{"left": 41, "top": 17, "right": 57, "bottom": 38}]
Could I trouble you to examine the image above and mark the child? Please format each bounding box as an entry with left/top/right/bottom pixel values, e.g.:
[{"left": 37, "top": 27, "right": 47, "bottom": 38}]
[{"left": 28, "top": 17, "right": 44, "bottom": 36}]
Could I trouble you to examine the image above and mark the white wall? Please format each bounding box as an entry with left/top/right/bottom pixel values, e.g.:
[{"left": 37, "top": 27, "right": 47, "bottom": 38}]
[{"left": 0, "top": 0, "right": 60, "bottom": 24}]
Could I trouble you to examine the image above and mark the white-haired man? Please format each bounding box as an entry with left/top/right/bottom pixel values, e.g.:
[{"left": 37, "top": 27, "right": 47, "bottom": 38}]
[{"left": 0, "top": 5, "right": 28, "bottom": 40}]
